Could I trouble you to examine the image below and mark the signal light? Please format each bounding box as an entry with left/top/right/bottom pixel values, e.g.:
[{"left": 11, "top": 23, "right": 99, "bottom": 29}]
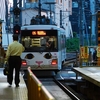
[
  {"left": 13, "top": 24, "right": 20, "bottom": 34},
  {"left": 13, "top": 7, "right": 21, "bottom": 15},
  {"left": 16, "top": 30, "right": 18, "bottom": 33}
]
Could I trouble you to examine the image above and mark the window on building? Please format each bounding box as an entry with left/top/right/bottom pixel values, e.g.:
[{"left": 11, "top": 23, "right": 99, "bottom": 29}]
[{"left": 72, "top": 2, "right": 78, "bottom": 8}]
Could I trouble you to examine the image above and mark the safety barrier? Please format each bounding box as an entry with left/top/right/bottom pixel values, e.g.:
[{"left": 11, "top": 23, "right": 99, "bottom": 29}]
[{"left": 27, "top": 67, "right": 55, "bottom": 100}]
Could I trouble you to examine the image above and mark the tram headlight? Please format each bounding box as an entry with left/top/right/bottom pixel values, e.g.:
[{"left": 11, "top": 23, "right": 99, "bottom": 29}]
[{"left": 51, "top": 59, "right": 57, "bottom": 65}]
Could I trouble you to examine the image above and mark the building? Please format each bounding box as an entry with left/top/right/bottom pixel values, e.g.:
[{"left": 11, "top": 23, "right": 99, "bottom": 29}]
[
  {"left": 70, "top": 0, "right": 100, "bottom": 45},
  {"left": 0, "top": 0, "right": 7, "bottom": 34},
  {"left": 21, "top": 0, "right": 73, "bottom": 38},
  {"left": 0, "top": 0, "right": 12, "bottom": 48}
]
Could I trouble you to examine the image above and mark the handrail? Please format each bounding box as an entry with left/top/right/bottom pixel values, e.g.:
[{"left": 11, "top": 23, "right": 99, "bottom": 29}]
[{"left": 27, "top": 67, "right": 55, "bottom": 100}]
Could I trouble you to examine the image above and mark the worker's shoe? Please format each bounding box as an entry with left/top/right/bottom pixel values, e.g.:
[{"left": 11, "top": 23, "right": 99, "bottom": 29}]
[
  {"left": 16, "top": 84, "right": 19, "bottom": 87},
  {"left": 8, "top": 84, "right": 12, "bottom": 87}
]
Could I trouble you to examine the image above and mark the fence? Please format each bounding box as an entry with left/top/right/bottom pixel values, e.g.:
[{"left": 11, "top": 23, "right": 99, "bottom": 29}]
[{"left": 27, "top": 67, "right": 55, "bottom": 100}]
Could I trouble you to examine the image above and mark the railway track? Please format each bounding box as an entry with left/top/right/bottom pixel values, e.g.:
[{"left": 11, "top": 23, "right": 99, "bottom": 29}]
[
  {"left": 63, "top": 52, "right": 79, "bottom": 67},
  {"left": 39, "top": 78, "right": 72, "bottom": 100},
  {"left": 38, "top": 77, "right": 84, "bottom": 100},
  {"left": 55, "top": 78, "right": 86, "bottom": 100}
]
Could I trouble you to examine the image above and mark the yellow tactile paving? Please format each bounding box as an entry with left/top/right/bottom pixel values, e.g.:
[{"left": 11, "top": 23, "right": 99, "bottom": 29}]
[{"left": 0, "top": 68, "right": 28, "bottom": 100}]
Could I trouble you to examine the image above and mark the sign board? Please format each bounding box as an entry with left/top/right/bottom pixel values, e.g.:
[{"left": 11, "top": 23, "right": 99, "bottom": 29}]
[
  {"left": 84, "top": 46, "right": 88, "bottom": 58},
  {"left": 80, "top": 47, "right": 85, "bottom": 58},
  {"left": 80, "top": 46, "right": 89, "bottom": 59}
]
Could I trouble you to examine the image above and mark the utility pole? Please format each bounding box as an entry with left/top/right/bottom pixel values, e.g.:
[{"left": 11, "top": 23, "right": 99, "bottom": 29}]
[
  {"left": 82, "top": 0, "right": 89, "bottom": 46},
  {"left": 19, "top": 0, "right": 22, "bottom": 26},
  {"left": 38, "top": 0, "right": 41, "bottom": 24},
  {"left": 38, "top": 0, "right": 41, "bottom": 18},
  {"left": 13, "top": 0, "right": 17, "bottom": 10},
  {"left": 60, "top": 10, "right": 62, "bottom": 27},
  {"left": 90, "top": 0, "right": 96, "bottom": 45},
  {"left": 13, "top": 0, "right": 21, "bottom": 34},
  {"left": 13, "top": 0, "right": 21, "bottom": 24},
  {"left": 82, "top": 0, "right": 85, "bottom": 46},
  {"left": 78, "top": 0, "right": 86, "bottom": 46},
  {"left": 78, "top": 0, "right": 83, "bottom": 46}
]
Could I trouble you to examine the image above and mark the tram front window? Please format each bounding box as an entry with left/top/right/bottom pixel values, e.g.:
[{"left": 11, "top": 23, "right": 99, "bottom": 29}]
[{"left": 21, "top": 36, "right": 57, "bottom": 52}]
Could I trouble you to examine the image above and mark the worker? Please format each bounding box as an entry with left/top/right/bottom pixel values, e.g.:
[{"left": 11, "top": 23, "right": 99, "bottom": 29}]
[{"left": 5, "top": 34, "right": 25, "bottom": 87}]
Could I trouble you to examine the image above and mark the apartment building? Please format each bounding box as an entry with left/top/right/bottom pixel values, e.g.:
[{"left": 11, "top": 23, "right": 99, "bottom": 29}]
[
  {"left": 0, "top": 0, "right": 7, "bottom": 34},
  {"left": 22, "top": 0, "right": 73, "bottom": 37}
]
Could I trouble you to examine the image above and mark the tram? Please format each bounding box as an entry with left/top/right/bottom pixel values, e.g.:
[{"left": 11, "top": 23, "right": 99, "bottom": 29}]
[{"left": 20, "top": 25, "right": 67, "bottom": 72}]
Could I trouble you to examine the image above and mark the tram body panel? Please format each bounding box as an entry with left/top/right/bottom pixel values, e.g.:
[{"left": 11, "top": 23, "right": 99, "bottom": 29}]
[{"left": 21, "top": 52, "right": 62, "bottom": 70}]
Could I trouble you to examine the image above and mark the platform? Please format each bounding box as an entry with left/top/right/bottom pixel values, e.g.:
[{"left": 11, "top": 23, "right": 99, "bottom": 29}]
[
  {"left": 73, "top": 67, "right": 100, "bottom": 87},
  {"left": 0, "top": 68, "right": 28, "bottom": 100}
]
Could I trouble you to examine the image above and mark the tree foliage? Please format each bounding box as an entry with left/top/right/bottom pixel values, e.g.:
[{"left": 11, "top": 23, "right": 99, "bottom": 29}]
[{"left": 66, "top": 38, "right": 79, "bottom": 52}]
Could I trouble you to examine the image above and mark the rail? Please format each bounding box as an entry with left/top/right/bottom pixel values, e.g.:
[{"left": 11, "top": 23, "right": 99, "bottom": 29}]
[
  {"left": 64, "top": 52, "right": 79, "bottom": 66},
  {"left": 27, "top": 67, "right": 55, "bottom": 100}
]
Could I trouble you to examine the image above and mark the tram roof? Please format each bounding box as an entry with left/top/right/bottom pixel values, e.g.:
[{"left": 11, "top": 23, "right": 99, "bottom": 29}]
[{"left": 21, "top": 25, "right": 65, "bottom": 31}]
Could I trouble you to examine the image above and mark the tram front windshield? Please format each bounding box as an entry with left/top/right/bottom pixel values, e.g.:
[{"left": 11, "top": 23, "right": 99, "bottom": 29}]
[{"left": 20, "top": 30, "right": 58, "bottom": 52}]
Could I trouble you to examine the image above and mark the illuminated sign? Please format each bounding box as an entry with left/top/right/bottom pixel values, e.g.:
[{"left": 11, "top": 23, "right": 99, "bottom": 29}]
[
  {"left": 32, "top": 31, "right": 46, "bottom": 35},
  {"left": 32, "top": 31, "right": 36, "bottom": 35}
]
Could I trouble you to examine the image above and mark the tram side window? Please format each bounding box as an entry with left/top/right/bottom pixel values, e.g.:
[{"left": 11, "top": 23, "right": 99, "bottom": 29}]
[
  {"left": 63, "top": 35, "right": 66, "bottom": 48},
  {"left": 61, "top": 35, "right": 63, "bottom": 49},
  {"left": 62, "top": 35, "right": 66, "bottom": 49},
  {"left": 59, "top": 34, "right": 64, "bottom": 50}
]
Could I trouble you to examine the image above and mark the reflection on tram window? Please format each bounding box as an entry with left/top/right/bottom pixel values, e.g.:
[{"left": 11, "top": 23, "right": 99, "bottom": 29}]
[
  {"left": 22, "top": 36, "right": 31, "bottom": 49},
  {"left": 21, "top": 36, "right": 57, "bottom": 52}
]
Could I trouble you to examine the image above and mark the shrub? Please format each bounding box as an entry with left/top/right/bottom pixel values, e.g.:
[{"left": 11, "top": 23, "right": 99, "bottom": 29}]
[{"left": 66, "top": 38, "right": 79, "bottom": 52}]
